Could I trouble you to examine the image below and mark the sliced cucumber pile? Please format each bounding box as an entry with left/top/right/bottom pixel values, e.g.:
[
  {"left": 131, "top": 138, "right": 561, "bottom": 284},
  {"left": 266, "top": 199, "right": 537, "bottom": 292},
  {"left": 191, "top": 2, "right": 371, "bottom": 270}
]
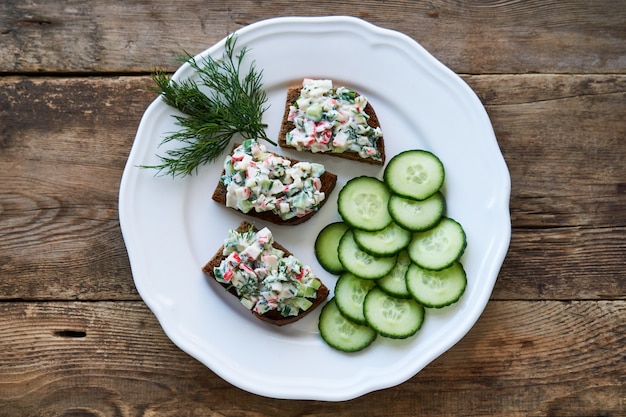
[{"left": 317, "top": 149, "right": 468, "bottom": 352}]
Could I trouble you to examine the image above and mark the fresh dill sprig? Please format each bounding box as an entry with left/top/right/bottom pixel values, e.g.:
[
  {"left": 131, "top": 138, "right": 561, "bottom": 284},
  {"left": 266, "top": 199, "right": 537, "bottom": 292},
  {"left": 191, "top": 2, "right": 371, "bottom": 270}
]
[{"left": 142, "top": 35, "right": 275, "bottom": 177}]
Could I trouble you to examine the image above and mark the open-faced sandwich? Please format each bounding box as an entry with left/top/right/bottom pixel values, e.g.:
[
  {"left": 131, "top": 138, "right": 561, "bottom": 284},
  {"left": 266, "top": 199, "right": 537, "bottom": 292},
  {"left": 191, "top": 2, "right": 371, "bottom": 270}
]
[
  {"left": 278, "top": 78, "right": 385, "bottom": 165},
  {"left": 202, "top": 221, "right": 329, "bottom": 326},
  {"left": 212, "top": 139, "right": 337, "bottom": 225}
]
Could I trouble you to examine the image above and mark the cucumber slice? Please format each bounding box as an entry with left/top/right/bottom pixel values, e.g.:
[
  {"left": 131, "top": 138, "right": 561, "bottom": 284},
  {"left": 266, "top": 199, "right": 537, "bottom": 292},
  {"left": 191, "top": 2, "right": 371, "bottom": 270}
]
[
  {"left": 408, "top": 217, "right": 467, "bottom": 270},
  {"left": 363, "top": 287, "right": 425, "bottom": 339},
  {"left": 376, "top": 250, "right": 411, "bottom": 299},
  {"left": 338, "top": 230, "right": 397, "bottom": 279},
  {"left": 406, "top": 262, "right": 467, "bottom": 308},
  {"left": 388, "top": 192, "right": 446, "bottom": 232},
  {"left": 337, "top": 176, "right": 392, "bottom": 231},
  {"left": 314, "top": 222, "right": 349, "bottom": 274},
  {"left": 318, "top": 299, "right": 377, "bottom": 352},
  {"left": 334, "top": 272, "right": 377, "bottom": 324},
  {"left": 384, "top": 150, "right": 444, "bottom": 200},
  {"left": 353, "top": 222, "right": 411, "bottom": 256}
]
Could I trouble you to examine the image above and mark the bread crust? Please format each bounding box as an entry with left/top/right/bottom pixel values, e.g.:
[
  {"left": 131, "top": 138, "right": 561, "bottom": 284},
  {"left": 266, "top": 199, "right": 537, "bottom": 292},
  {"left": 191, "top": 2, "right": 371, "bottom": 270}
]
[
  {"left": 211, "top": 144, "right": 337, "bottom": 225},
  {"left": 202, "top": 221, "right": 329, "bottom": 326},
  {"left": 278, "top": 85, "right": 385, "bottom": 165}
]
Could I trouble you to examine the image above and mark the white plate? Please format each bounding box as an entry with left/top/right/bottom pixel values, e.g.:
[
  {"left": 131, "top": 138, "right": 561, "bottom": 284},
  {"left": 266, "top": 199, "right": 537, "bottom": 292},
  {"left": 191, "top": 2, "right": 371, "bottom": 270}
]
[{"left": 119, "top": 16, "right": 511, "bottom": 401}]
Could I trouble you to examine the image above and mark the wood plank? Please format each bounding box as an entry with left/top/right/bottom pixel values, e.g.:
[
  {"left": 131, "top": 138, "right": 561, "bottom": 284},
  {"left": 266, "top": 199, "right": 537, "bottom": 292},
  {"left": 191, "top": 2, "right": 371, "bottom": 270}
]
[
  {"left": 496, "top": 226, "right": 626, "bottom": 300},
  {"left": 463, "top": 74, "right": 626, "bottom": 300},
  {"left": 0, "top": 300, "right": 623, "bottom": 415},
  {"left": 0, "top": 76, "right": 153, "bottom": 300},
  {"left": 1, "top": 75, "right": 624, "bottom": 301},
  {"left": 1, "top": 0, "right": 625, "bottom": 74},
  {"left": 468, "top": 74, "right": 626, "bottom": 229}
]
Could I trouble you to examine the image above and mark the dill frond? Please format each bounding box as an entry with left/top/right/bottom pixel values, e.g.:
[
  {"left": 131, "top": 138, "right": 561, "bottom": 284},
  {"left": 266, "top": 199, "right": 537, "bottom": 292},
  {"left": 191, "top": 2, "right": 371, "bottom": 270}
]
[{"left": 142, "top": 34, "right": 274, "bottom": 177}]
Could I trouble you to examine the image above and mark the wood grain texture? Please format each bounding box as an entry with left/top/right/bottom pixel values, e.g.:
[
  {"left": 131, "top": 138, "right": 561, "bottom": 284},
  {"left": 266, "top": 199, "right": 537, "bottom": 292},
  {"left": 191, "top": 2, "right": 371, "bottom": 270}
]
[
  {"left": 0, "top": 301, "right": 623, "bottom": 416},
  {"left": 0, "top": 76, "right": 152, "bottom": 300},
  {"left": 0, "top": 0, "right": 625, "bottom": 74},
  {"left": 463, "top": 74, "right": 626, "bottom": 300},
  {"left": 1, "top": 1, "right": 625, "bottom": 414}
]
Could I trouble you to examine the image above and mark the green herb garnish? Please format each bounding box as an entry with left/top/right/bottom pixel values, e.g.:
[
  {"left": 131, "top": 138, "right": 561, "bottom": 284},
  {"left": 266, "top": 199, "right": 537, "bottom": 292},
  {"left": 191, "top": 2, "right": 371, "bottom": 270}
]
[{"left": 142, "top": 35, "right": 275, "bottom": 177}]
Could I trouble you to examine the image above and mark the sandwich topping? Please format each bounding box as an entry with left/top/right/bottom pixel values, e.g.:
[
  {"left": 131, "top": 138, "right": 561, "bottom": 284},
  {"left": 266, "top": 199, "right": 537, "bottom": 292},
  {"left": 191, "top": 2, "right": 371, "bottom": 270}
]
[
  {"left": 221, "top": 139, "right": 327, "bottom": 220},
  {"left": 286, "top": 79, "right": 383, "bottom": 162},
  {"left": 213, "top": 226, "right": 323, "bottom": 317}
]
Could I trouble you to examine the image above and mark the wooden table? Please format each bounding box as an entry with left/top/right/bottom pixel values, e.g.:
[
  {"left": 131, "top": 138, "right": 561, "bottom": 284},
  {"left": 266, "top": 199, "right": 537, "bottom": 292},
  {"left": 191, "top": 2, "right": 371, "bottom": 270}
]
[{"left": 1, "top": 1, "right": 624, "bottom": 415}]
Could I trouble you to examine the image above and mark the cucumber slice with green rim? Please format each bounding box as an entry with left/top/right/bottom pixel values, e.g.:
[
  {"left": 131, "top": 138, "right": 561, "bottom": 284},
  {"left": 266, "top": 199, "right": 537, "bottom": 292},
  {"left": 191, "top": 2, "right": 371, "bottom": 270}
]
[
  {"left": 376, "top": 250, "right": 412, "bottom": 299},
  {"left": 318, "top": 298, "right": 377, "bottom": 352},
  {"left": 353, "top": 222, "right": 412, "bottom": 257},
  {"left": 363, "top": 287, "right": 425, "bottom": 339},
  {"left": 338, "top": 230, "right": 397, "bottom": 279},
  {"left": 408, "top": 217, "right": 467, "bottom": 270},
  {"left": 388, "top": 192, "right": 446, "bottom": 232},
  {"left": 314, "top": 222, "right": 349, "bottom": 274},
  {"left": 334, "top": 272, "right": 377, "bottom": 324},
  {"left": 406, "top": 262, "right": 467, "bottom": 308},
  {"left": 337, "top": 176, "right": 393, "bottom": 231},
  {"left": 384, "top": 150, "right": 444, "bottom": 200}
]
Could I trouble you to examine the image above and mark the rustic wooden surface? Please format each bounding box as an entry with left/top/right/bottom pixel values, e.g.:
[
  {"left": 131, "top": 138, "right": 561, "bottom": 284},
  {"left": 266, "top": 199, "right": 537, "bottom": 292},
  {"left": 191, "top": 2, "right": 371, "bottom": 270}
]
[{"left": 1, "top": 1, "right": 625, "bottom": 416}]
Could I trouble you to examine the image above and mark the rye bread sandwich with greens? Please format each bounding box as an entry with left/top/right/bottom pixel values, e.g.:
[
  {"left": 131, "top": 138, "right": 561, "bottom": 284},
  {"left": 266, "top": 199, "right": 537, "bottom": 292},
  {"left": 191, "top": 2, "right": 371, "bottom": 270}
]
[
  {"left": 278, "top": 79, "right": 385, "bottom": 165},
  {"left": 212, "top": 139, "right": 337, "bottom": 225},
  {"left": 202, "top": 221, "right": 329, "bottom": 326}
]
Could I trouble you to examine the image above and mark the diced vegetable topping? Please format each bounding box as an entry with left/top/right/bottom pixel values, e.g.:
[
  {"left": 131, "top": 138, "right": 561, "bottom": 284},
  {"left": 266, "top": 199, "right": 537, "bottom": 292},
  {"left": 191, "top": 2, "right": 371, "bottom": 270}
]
[
  {"left": 221, "top": 139, "right": 327, "bottom": 220},
  {"left": 214, "top": 225, "right": 323, "bottom": 317},
  {"left": 286, "top": 79, "right": 383, "bottom": 161}
]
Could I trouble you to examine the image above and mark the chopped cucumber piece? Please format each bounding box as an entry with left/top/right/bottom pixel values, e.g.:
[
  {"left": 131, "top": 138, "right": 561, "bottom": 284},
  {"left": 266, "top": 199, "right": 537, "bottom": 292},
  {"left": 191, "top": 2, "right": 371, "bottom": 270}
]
[
  {"left": 294, "top": 297, "right": 314, "bottom": 311},
  {"left": 315, "top": 222, "right": 349, "bottom": 274},
  {"left": 384, "top": 150, "right": 444, "bottom": 200},
  {"left": 353, "top": 222, "right": 411, "bottom": 257},
  {"left": 334, "top": 272, "right": 377, "bottom": 324},
  {"left": 338, "top": 176, "right": 392, "bottom": 231},
  {"left": 408, "top": 217, "right": 466, "bottom": 270},
  {"left": 388, "top": 191, "right": 445, "bottom": 232},
  {"left": 406, "top": 262, "right": 467, "bottom": 308},
  {"left": 376, "top": 250, "right": 412, "bottom": 299},
  {"left": 338, "top": 230, "right": 397, "bottom": 279},
  {"left": 305, "top": 102, "right": 323, "bottom": 121},
  {"left": 318, "top": 299, "right": 377, "bottom": 352},
  {"left": 295, "top": 284, "right": 318, "bottom": 298},
  {"left": 240, "top": 297, "right": 256, "bottom": 310},
  {"left": 309, "top": 278, "right": 322, "bottom": 290},
  {"left": 363, "top": 288, "right": 425, "bottom": 339}
]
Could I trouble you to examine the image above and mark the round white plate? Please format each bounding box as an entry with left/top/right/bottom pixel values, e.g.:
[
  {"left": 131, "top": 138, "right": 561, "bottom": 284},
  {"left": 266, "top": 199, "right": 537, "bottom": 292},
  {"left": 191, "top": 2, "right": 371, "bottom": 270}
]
[{"left": 119, "top": 16, "right": 511, "bottom": 401}]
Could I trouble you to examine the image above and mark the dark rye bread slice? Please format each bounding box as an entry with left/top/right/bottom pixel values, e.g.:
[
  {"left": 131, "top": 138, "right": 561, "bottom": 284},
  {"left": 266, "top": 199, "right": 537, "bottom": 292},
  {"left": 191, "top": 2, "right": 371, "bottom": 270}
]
[
  {"left": 211, "top": 144, "right": 337, "bottom": 225},
  {"left": 202, "top": 221, "right": 330, "bottom": 326},
  {"left": 278, "top": 85, "right": 385, "bottom": 165}
]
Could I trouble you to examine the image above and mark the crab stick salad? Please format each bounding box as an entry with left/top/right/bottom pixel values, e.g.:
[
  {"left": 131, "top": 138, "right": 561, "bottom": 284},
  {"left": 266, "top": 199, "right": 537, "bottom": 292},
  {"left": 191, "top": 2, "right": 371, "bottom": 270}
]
[
  {"left": 221, "top": 139, "right": 327, "bottom": 220},
  {"left": 286, "top": 78, "right": 383, "bottom": 162},
  {"left": 213, "top": 226, "right": 323, "bottom": 316}
]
